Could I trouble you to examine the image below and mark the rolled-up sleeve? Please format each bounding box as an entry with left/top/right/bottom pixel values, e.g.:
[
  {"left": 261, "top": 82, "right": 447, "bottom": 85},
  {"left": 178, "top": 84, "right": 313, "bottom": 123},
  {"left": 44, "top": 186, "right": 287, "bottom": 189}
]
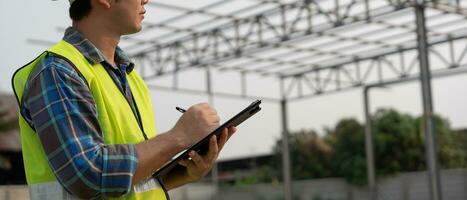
[{"left": 21, "top": 56, "right": 138, "bottom": 199}]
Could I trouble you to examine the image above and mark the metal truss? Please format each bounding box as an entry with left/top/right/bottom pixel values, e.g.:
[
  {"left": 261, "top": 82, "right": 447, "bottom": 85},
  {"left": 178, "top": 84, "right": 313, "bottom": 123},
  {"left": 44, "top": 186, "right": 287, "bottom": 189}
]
[
  {"left": 127, "top": 0, "right": 467, "bottom": 102},
  {"left": 132, "top": 0, "right": 415, "bottom": 78},
  {"left": 139, "top": 34, "right": 467, "bottom": 102},
  {"left": 122, "top": 1, "right": 467, "bottom": 200},
  {"left": 280, "top": 35, "right": 467, "bottom": 101}
]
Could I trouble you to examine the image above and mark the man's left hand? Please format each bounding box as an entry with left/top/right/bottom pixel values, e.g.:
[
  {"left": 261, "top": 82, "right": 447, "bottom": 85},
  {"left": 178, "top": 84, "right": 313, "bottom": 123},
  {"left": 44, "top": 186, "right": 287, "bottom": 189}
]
[{"left": 178, "top": 127, "right": 236, "bottom": 182}]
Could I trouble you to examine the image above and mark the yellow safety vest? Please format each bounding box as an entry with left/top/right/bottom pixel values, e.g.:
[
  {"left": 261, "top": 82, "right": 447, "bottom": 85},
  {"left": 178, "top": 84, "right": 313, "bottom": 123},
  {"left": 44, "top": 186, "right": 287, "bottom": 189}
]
[{"left": 12, "top": 40, "right": 168, "bottom": 200}]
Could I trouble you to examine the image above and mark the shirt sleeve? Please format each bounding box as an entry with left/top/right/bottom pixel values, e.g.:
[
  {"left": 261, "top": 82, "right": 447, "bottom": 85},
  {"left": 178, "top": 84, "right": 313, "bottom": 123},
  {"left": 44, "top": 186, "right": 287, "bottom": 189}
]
[{"left": 21, "top": 56, "right": 138, "bottom": 199}]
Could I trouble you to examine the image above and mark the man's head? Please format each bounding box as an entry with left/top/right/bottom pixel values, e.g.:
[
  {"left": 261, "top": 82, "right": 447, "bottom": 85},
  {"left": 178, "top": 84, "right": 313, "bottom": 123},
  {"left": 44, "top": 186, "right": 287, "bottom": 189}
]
[{"left": 70, "top": 0, "right": 148, "bottom": 35}]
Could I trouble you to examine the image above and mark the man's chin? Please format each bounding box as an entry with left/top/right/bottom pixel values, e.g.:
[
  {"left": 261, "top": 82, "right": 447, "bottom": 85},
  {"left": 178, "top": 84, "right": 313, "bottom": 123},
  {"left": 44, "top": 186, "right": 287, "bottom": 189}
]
[{"left": 123, "top": 26, "right": 143, "bottom": 36}]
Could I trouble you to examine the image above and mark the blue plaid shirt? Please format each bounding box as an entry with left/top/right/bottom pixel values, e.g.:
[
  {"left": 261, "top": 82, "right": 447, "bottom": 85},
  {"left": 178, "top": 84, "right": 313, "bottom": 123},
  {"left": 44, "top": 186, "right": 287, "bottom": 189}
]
[{"left": 20, "top": 27, "right": 139, "bottom": 198}]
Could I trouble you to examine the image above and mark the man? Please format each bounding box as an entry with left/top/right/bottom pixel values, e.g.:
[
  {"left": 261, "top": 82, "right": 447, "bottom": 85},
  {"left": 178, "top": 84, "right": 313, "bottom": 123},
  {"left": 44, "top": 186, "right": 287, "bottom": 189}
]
[{"left": 11, "top": 0, "right": 236, "bottom": 199}]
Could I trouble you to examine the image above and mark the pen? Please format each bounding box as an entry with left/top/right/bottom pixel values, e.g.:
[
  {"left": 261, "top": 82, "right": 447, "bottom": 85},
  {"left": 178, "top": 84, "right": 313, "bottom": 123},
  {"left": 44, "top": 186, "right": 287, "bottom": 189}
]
[{"left": 176, "top": 106, "right": 187, "bottom": 113}]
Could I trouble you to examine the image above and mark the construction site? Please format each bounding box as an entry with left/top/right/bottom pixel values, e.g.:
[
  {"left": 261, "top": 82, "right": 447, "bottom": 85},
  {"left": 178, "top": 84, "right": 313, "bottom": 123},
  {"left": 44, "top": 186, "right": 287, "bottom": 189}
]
[{"left": 1, "top": 0, "right": 467, "bottom": 199}]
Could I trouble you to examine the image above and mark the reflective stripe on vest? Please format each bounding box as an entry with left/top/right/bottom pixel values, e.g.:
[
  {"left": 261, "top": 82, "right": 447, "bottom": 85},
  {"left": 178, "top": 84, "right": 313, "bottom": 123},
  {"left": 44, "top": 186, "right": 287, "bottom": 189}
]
[
  {"left": 12, "top": 40, "right": 167, "bottom": 200},
  {"left": 29, "top": 178, "right": 163, "bottom": 200}
]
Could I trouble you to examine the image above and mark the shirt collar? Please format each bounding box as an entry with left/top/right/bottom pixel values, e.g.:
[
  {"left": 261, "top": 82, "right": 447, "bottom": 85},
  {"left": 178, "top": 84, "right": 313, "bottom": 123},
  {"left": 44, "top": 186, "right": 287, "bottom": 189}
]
[{"left": 62, "top": 27, "right": 134, "bottom": 72}]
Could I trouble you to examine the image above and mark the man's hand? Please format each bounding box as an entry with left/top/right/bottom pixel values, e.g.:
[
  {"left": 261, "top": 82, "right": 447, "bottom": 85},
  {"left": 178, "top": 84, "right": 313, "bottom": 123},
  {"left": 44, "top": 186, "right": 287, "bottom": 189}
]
[
  {"left": 171, "top": 103, "right": 220, "bottom": 148},
  {"left": 133, "top": 103, "right": 220, "bottom": 186},
  {"left": 178, "top": 127, "right": 236, "bottom": 182},
  {"left": 162, "top": 127, "right": 236, "bottom": 190}
]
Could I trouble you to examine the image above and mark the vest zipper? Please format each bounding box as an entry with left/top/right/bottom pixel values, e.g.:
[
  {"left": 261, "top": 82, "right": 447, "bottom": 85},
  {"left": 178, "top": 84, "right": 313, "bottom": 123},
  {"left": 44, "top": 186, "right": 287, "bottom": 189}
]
[
  {"left": 129, "top": 94, "right": 149, "bottom": 140},
  {"left": 101, "top": 66, "right": 149, "bottom": 141}
]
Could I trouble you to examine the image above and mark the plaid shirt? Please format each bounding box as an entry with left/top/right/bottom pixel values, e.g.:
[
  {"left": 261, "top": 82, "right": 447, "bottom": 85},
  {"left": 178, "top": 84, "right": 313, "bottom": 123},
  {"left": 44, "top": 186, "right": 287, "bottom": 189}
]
[{"left": 20, "top": 27, "right": 140, "bottom": 198}]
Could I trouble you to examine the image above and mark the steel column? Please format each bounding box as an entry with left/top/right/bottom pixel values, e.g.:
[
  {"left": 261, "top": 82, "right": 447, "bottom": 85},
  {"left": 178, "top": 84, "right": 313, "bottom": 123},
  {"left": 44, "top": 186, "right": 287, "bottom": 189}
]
[
  {"left": 280, "top": 99, "right": 293, "bottom": 200},
  {"left": 414, "top": 2, "right": 443, "bottom": 200},
  {"left": 363, "top": 87, "right": 376, "bottom": 200},
  {"left": 280, "top": 78, "right": 293, "bottom": 200}
]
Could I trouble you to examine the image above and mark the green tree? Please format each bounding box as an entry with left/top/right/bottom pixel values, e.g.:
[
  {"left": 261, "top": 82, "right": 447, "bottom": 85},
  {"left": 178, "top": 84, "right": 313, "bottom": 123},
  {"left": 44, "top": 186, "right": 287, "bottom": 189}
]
[
  {"left": 326, "top": 118, "right": 367, "bottom": 185},
  {"left": 271, "top": 130, "right": 334, "bottom": 181},
  {"left": 372, "top": 109, "right": 425, "bottom": 174},
  {"left": 256, "top": 108, "right": 466, "bottom": 186},
  {"left": 450, "top": 129, "right": 467, "bottom": 167},
  {"left": 415, "top": 115, "right": 467, "bottom": 168}
]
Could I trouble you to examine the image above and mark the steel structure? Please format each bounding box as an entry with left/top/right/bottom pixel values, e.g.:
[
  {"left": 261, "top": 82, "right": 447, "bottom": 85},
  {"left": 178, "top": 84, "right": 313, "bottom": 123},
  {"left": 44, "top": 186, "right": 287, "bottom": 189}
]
[{"left": 115, "top": 0, "right": 467, "bottom": 200}]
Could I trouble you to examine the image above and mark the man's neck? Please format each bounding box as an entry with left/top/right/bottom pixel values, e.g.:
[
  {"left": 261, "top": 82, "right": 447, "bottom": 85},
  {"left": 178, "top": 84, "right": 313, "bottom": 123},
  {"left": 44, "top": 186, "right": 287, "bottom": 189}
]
[{"left": 72, "top": 21, "right": 120, "bottom": 66}]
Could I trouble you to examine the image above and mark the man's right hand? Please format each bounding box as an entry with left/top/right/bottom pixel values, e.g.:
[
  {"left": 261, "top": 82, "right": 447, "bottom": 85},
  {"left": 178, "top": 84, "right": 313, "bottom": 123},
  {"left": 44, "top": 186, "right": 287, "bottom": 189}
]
[
  {"left": 132, "top": 103, "right": 220, "bottom": 186},
  {"left": 170, "top": 103, "right": 220, "bottom": 148}
]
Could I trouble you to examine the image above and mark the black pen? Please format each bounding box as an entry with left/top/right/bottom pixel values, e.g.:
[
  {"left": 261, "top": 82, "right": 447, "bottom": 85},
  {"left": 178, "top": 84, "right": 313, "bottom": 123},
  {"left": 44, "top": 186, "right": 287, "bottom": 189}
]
[{"left": 176, "top": 106, "right": 187, "bottom": 113}]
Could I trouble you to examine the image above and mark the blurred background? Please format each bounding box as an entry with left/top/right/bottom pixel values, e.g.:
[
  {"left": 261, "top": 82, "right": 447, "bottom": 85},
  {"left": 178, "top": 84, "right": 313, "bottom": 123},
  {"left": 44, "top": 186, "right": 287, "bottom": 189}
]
[{"left": 1, "top": 0, "right": 467, "bottom": 200}]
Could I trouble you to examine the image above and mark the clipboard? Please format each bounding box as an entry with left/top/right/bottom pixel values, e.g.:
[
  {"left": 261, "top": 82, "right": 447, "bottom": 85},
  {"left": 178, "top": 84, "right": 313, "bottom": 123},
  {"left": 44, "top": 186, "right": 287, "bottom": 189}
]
[{"left": 154, "top": 100, "right": 262, "bottom": 179}]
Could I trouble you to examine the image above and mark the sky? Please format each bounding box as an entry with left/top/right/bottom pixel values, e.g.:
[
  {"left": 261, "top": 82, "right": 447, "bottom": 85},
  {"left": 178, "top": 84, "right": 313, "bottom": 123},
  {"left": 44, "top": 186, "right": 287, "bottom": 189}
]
[{"left": 1, "top": 0, "right": 467, "bottom": 161}]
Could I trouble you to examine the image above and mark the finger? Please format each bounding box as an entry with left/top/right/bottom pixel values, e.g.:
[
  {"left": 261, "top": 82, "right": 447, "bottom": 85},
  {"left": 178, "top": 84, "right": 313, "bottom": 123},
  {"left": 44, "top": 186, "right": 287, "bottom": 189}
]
[
  {"left": 207, "top": 108, "right": 218, "bottom": 115},
  {"left": 212, "top": 115, "right": 221, "bottom": 124},
  {"left": 227, "top": 127, "right": 237, "bottom": 139},
  {"left": 197, "top": 102, "right": 209, "bottom": 108},
  {"left": 229, "top": 126, "right": 237, "bottom": 134},
  {"left": 217, "top": 129, "right": 229, "bottom": 151},
  {"left": 205, "top": 108, "right": 217, "bottom": 116},
  {"left": 178, "top": 159, "right": 190, "bottom": 167},
  {"left": 206, "top": 135, "right": 219, "bottom": 162},
  {"left": 189, "top": 150, "right": 206, "bottom": 169}
]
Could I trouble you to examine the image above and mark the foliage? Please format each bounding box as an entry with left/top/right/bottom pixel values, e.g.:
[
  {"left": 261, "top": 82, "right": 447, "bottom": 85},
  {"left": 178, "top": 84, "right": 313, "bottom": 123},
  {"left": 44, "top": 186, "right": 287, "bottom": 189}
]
[
  {"left": 264, "top": 108, "right": 467, "bottom": 186},
  {"left": 372, "top": 109, "right": 425, "bottom": 175},
  {"left": 326, "top": 118, "right": 367, "bottom": 185},
  {"left": 271, "top": 130, "right": 334, "bottom": 181},
  {"left": 414, "top": 115, "right": 467, "bottom": 168}
]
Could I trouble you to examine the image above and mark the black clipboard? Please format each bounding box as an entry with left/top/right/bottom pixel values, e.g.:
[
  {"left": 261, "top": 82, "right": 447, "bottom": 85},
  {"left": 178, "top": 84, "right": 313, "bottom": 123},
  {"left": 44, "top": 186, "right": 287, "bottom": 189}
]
[{"left": 154, "top": 100, "right": 262, "bottom": 179}]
